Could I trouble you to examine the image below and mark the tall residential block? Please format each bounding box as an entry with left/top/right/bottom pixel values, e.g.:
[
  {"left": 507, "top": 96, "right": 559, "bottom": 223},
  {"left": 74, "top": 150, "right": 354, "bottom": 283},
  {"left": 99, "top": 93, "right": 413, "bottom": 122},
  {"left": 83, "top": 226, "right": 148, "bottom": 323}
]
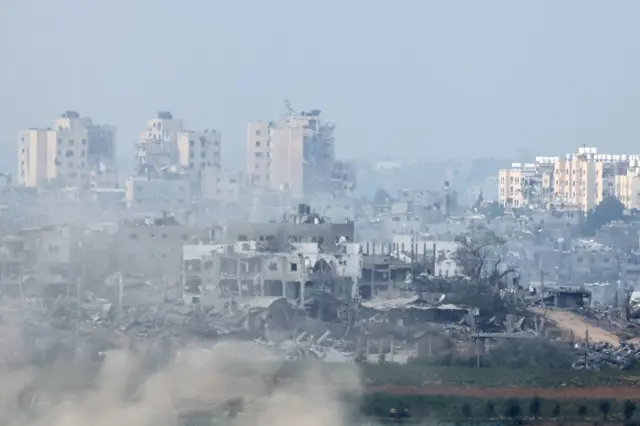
[
  {"left": 177, "top": 130, "right": 222, "bottom": 199},
  {"left": 498, "top": 158, "right": 555, "bottom": 208},
  {"left": 613, "top": 161, "right": 640, "bottom": 209},
  {"left": 552, "top": 147, "right": 627, "bottom": 211},
  {"left": 137, "top": 111, "right": 185, "bottom": 169},
  {"left": 498, "top": 146, "right": 640, "bottom": 212},
  {"left": 247, "top": 121, "right": 271, "bottom": 189},
  {"left": 18, "top": 129, "right": 56, "bottom": 187},
  {"left": 18, "top": 111, "right": 115, "bottom": 188},
  {"left": 246, "top": 107, "right": 338, "bottom": 199}
]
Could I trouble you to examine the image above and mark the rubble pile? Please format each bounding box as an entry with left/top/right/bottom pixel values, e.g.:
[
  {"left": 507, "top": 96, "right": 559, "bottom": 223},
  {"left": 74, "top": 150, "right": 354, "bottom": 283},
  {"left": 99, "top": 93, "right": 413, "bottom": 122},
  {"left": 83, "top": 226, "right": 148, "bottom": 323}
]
[
  {"left": 572, "top": 342, "right": 640, "bottom": 370},
  {"left": 254, "top": 331, "right": 353, "bottom": 362},
  {"left": 8, "top": 291, "right": 359, "bottom": 364}
]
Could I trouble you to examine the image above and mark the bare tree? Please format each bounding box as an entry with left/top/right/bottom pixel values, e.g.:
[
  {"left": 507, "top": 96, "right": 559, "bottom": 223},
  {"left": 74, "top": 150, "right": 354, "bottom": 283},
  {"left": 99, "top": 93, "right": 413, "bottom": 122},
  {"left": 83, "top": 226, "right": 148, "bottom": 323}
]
[{"left": 453, "top": 228, "right": 514, "bottom": 289}]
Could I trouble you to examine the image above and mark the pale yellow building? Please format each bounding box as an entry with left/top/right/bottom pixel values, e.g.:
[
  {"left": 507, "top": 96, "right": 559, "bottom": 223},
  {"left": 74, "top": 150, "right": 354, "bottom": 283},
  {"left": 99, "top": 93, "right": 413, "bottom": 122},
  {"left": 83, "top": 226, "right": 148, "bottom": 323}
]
[
  {"left": 269, "top": 121, "right": 305, "bottom": 199},
  {"left": 614, "top": 161, "right": 640, "bottom": 209},
  {"left": 246, "top": 121, "right": 271, "bottom": 188},
  {"left": 18, "top": 129, "right": 55, "bottom": 187},
  {"left": 18, "top": 111, "right": 95, "bottom": 188},
  {"left": 498, "top": 164, "right": 537, "bottom": 208},
  {"left": 552, "top": 147, "right": 624, "bottom": 211},
  {"left": 246, "top": 109, "right": 334, "bottom": 200}
]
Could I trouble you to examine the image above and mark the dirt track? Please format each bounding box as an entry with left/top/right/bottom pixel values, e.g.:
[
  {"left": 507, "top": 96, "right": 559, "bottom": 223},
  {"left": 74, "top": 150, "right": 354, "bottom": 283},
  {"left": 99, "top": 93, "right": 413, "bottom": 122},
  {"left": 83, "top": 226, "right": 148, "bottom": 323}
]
[
  {"left": 370, "top": 385, "right": 640, "bottom": 400},
  {"left": 529, "top": 307, "right": 620, "bottom": 346}
]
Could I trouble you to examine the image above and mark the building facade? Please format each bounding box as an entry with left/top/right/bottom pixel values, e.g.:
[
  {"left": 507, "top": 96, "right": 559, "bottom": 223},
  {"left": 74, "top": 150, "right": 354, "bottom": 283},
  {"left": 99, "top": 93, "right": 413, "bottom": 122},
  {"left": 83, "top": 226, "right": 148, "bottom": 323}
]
[
  {"left": 18, "top": 111, "right": 116, "bottom": 188},
  {"left": 498, "top": 146, "right": 640, "bottom": 211},
  {"left": 246, "top": 107, "right": 339, "bottom": 199}
]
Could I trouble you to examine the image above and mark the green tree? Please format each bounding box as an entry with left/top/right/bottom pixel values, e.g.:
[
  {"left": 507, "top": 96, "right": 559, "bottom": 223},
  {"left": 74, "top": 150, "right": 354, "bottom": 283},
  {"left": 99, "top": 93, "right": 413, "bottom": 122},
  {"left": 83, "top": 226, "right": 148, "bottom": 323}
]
[
  {"left": 552, "top": 403, "right": 561, "bottom": 418},
  {"left": 582, "top": 196, "right": 625, "bottom": 236},
  {"left": 485, "top": 401, "right": 496, "bottom": 418},
  {"left": 504, "top": 398, "right": 521, "bottom": 419},
  {"left": 623, "top": 400, "right": 636, "bottom": 422},
  {"left": 599, "top": 400, "right": 611, "bottom": 420},
  {"left": 462, "top": 402, "right": 472, "bottom": 419},
  {"left": 484, "top": 201, "right": 505, "bottom": 220},
  {"left": 577, "top": 405, "right": 588, "bottom": 419},
  {"left": 529, "top": 397, "right": 541, "bottom": 418},
  {"left": 373, "top": 189, "right": 391, "bottom": 205}
]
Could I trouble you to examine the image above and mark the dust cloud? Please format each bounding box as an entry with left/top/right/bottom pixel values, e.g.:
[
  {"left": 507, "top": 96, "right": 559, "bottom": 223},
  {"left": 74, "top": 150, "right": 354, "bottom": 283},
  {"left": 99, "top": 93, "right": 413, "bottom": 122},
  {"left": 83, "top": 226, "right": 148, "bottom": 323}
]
[{"left": 0, "top": 340, "right": 363, "bottom": 426}]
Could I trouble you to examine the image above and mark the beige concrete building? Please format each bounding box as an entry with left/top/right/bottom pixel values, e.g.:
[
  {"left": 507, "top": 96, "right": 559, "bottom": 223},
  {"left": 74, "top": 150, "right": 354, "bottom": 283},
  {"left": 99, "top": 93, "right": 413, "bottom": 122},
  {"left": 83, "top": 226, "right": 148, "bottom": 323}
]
[
  {"left": 137, "top": 111, "right": 185, "bottom": 169},
  {"left": 499, "top": 146, "right": 640, "bottom": 212},
  {"left": 247, "top": 121, "right": 271, "bottom": 189},
  {"left": 246, "top": 108, "right": 336, "bottom": 200},
  {"left": 269, "top": 121, "right": 305, "bottom": 198},
  {"left": 139, "top": 111, "right": 184, "bottom": 148},
  {"left": 177, "top": 130, "right": 222, "bottom": 199},
  {"left": 18, "top": 129, "right": 55, "bottom": 187},
  {"left": 125, "top": 168, "right": 192, "bottom": 213},
  {"left": 211, "top": 170, "right": 244, "bottom": 203},
  {"left": 17, "top": 111, "right": 107, "bottom": 188},
  {"left": 552, "top": 147, "right": 625, "bottom": 211},
  {"left": 498, "top": 163, "right": 539, "bottom": 208},
  {"left": 614, "top": 161, "right": 640, "bottom": 209}
]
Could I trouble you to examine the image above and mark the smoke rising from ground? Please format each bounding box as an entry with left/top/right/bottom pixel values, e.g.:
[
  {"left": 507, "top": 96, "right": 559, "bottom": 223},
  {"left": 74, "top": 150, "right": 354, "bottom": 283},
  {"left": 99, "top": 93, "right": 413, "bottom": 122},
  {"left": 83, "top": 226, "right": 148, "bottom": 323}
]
[{"left": 0, "top": 341, "right": 362, "bottom": 426}]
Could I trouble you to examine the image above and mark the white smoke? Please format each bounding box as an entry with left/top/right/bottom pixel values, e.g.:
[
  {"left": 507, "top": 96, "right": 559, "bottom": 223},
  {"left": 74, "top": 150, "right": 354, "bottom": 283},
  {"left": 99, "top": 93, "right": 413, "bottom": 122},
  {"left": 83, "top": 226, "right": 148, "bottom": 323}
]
[{"left": 1, "top": 340, "right": 362, "bottom": 426}]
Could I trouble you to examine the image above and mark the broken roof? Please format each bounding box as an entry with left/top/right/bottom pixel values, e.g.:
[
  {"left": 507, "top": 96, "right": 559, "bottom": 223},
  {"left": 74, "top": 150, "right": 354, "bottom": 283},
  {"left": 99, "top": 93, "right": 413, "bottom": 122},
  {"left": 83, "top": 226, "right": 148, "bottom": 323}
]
[{"left": 361, "top": 296, "right": 425, "bottom": 311}]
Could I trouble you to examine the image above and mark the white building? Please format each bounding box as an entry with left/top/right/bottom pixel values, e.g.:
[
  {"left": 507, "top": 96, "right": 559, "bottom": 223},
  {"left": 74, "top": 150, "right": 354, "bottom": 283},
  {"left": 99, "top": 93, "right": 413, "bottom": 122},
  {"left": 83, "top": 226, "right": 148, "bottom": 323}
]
[
  {"left": 177, "top": 130, "right": 222, "bottom": 200},
  {"left": 125, "top": 168, "right": 192, "bottom": 213}
]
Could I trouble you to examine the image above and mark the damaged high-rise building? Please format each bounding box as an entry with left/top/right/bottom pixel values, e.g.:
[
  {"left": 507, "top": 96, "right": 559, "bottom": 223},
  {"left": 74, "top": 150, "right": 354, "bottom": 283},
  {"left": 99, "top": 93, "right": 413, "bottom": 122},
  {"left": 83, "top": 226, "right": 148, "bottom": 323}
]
[
  {"left": 246, "top": 102, "right": 355, "bottom": 199},
  {"left": 17, "top": 110, "right": 117, "bottom": 189}
]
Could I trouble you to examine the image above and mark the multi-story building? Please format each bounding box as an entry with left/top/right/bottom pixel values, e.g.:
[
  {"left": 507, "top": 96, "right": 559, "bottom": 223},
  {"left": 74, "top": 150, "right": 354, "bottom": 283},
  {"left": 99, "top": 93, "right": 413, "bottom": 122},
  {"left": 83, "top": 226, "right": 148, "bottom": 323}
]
[
  {"left": 247, "top": 121, "right": 271, "bottom": 189},
  {"left": 553, "top": 147, "right": 631, "bottom": 211},
  {"left": 498, "top": 159, "right": 555, "bottom": 208},
  {"left": 246, "top": 106, "right": 342, "bottom": 199},
  {"left": 18, "top": 111, "right": 116, "bottom": 188},
  {"left": 177, "top": 129, "right": 222, "bottom": 199},
  {"left": 18, "top": 129, "right": 55, "bottom": 187},
  {"left": 125, "top": 167, "right": 192, "bottom": 213},
  {"left": 137, "top": 111, "right": 185, "bottom": 170},
  {"left": 499, "top": 146, "right": 640, "bottom": 211},
  {"left": 614, "top": 160, "right": 640, "bottom": 210},
  {"left": 270, "top": 117, "right": 306, "bottom": 198}
]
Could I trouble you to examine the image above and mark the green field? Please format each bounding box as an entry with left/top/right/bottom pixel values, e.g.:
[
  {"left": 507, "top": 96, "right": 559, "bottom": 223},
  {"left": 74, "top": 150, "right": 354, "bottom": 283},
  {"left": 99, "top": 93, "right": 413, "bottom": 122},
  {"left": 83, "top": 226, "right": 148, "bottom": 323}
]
[{"left": 359, "top": 363, "right": 640, "bottom": 388}]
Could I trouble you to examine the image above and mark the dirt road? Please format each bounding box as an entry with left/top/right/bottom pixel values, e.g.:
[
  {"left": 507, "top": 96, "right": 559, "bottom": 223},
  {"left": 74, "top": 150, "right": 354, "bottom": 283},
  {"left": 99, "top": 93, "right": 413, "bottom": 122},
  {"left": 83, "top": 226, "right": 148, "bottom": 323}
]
[
  {"left": 529, "top": 307, "right": 620, "bottom": 346},
  {"left": 370, "top": 385, "right": 640, "bottom": 400}
]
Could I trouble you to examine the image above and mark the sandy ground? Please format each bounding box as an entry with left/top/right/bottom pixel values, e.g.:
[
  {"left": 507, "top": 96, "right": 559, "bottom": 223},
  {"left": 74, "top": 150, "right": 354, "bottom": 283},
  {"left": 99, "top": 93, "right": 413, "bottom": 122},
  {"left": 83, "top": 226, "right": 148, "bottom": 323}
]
[{"left": 529, "top": 307, "right": 620, "bottom": 346}]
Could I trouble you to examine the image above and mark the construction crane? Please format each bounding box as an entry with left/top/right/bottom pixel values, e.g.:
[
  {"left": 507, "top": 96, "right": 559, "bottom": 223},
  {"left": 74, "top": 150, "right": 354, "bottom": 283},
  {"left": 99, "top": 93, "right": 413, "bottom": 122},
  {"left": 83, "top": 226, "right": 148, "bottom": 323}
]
[{"left": 284, "top": 99, "right": 296, "bottom": 116}]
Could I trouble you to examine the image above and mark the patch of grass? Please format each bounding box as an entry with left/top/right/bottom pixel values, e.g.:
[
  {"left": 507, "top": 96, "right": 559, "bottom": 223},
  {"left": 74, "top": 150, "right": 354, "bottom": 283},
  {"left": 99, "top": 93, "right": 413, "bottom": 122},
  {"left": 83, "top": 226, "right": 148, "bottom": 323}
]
[{"left": 359, "top": 363, "right": 639, "bottom": 388}]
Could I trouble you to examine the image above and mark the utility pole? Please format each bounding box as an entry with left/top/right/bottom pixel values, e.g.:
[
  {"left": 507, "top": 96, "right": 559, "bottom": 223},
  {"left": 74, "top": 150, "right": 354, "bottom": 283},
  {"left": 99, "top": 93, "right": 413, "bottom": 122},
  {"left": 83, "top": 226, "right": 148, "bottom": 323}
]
[
  {"left": 118, "top": 273, "right": 124, "bottom": 315},
  {"left": 370, "top": 242, "right": 375, "bottom": 299},
  {"left": 387, "top": 243, "right": 392, "bottom": 299}
]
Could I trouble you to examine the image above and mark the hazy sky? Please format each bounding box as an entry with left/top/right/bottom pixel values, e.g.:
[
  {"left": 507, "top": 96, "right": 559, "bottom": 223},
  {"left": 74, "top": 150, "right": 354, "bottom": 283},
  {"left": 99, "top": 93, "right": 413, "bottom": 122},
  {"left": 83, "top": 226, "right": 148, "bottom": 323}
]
[{"left": 2, "top": 0, "right": 640, "bottom": 170}]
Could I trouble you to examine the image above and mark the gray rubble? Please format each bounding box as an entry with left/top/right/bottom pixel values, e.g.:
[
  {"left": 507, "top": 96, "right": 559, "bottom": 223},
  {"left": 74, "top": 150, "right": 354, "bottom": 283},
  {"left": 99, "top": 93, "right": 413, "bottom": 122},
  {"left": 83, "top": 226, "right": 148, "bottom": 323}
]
[{"left": 572, "top": 341, "right": 640, "bottom": 370}]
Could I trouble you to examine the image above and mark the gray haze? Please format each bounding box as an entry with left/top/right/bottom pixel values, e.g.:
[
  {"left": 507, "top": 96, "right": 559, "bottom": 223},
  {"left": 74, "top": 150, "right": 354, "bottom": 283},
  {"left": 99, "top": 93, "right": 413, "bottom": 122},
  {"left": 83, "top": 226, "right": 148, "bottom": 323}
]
[{"left": 2, "top": 0, "right": 640, "bottom": 170}]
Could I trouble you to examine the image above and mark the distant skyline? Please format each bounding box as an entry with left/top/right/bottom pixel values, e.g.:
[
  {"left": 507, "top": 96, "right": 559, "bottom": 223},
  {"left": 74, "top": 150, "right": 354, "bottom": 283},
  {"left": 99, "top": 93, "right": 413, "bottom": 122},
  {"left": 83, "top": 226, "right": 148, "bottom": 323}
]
[{"left": 2, "top": 0, "right": 640, "bottom": 172}]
